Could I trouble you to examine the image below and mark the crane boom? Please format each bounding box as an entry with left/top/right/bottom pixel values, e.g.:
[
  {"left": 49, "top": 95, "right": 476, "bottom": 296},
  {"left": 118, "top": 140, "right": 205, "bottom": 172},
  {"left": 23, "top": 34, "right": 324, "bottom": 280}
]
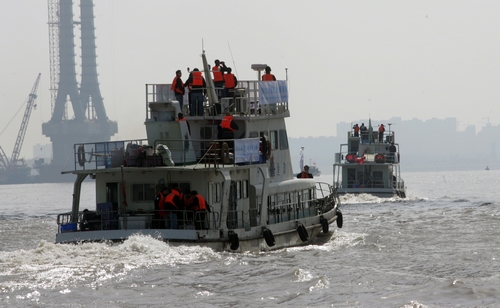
[{"left": 10, "top": 73, "right": 41, "bottom": 165}]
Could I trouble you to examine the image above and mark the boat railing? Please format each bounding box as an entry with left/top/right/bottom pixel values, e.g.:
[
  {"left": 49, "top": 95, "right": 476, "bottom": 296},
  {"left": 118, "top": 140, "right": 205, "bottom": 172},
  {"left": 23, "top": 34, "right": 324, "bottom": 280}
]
[
  {"left": 72, "top": 136, "right": 266, "bottom": 171},
  {"left": 57, "top": 209, "right": 220, "bottom": 233},
  {"left": 267, "top": 186, "right": 337, "bottom": 225},
  {"left": 145, "top": 81, "right": 289, "bottom": 118},
  {"left": 226, "top": 208, "right": 261, "bottom": 230}
]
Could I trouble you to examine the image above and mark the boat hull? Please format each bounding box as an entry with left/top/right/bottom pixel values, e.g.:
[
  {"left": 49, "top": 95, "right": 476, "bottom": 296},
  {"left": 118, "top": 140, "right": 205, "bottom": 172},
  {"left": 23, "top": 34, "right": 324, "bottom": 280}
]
[{"left": 56, "top": 211, "right": 339, "bottom": 252}]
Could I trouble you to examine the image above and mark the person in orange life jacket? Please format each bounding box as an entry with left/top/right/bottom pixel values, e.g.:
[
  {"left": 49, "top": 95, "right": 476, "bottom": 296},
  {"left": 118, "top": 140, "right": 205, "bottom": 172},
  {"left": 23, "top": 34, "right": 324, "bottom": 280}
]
[
  {"left": 353, "top": 124, "right": 360, "bottom": 137},
  {"left": 223, "top": 67, "right": 238, "bottom": 98},
  {"left": 153, "top": 187, "right": 169, "bottom": 228},
  {"left": 218, "top": 113, "right": 239, "bottom": 154},
  {"left": 262, "top": 66, "right": 276, "bottom": 81},
  {"left": 164, "top": 186, "right": 182, "bottom": 229},
  {"left": 297, "top": 165, "right": 313, "bottom": 179},
  {"left": 212, "top": 60, "right": 227, "bottom": 94},
  {"left": 184, "top": 68, "right": 206, "bottom": 116},
  {"left": 171, "top": 70, "right": 185, "bottom": 111},
  {"left": 378, "top": 124, "right": 385, "bottom": 143},
  {"left": 189, "top": 190, "right": 210, "bottom": 230}
]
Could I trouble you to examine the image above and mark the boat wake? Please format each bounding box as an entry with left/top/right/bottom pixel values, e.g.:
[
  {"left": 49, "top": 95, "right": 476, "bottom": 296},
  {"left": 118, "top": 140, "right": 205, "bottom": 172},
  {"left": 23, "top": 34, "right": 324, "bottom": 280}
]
[{"left": 0, "top": 235, "right": 219, "bottom": 291}]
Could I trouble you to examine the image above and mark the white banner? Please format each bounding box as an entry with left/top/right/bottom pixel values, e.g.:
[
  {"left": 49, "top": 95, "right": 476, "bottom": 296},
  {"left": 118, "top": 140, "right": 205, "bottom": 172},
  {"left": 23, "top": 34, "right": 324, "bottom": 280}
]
[
  {"left": 234, "top": 138, "right": 260, "bottom": 163},
  {"left": 258, "top": 81, "right": 288, "bottom": 105}
]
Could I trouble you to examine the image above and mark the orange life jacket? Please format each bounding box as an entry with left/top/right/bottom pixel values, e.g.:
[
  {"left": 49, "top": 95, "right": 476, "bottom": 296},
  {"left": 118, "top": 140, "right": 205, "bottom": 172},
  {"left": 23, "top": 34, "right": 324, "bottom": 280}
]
[
  {"left": 224, "top": 73, "right": 236, "bottom": 89},
  {"left": 170, "top": 76, "right": 184, "bottom": 94},
  {"left": 299, "top": 171, "right": 309, "bottom": 178},
  {"left": 379, "top": 125, "right": 385, "bottom": 132},
  {"left": 221, "top": 115, "right": 235, "bottom": 132},
  {"left": 165, "top": 189, "right": 181, "bottom": 210},
  {"left": 192, "top": 71, "right": 204, "bottom": 87},
  {"left": 354, "top": 126, "right": 360, "bottom": 133},
  {"left": 212, "top": 66, "right": 223, "bottom": 82},
  {"left": 262, "top": 74, "right": 275, "bottom": 81},
  {"left": 193, "top": 194, "right": 207, "bottom": 211}
]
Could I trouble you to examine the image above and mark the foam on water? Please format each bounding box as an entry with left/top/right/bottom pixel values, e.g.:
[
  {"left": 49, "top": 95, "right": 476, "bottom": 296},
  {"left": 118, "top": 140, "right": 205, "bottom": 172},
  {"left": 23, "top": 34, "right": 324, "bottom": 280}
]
[{"left": 0, "top": 234, "right": 219, "bottom": 292}]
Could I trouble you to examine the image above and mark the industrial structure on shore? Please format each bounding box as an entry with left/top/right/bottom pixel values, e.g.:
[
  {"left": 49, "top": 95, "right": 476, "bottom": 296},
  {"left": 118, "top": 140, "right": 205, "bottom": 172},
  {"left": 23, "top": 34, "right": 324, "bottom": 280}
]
[{"left": 1, "top": 0, "right": 117, "bottom": 184}]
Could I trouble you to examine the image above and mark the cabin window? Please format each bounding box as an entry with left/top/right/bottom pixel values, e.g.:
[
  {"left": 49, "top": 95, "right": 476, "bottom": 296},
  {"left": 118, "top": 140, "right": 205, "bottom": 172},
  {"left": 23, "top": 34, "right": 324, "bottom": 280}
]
[
  {"left": 270, "top": 130, "right": 278, "bottom": 149},
  {"left": 132, "top": 183, "right": 156, "bottom": 202},
  {"left": 279, "top": 129, "right": 288, "bottom": 150},
  {"left": 249, "top": 131, "right": 259, "bottom": 138}
]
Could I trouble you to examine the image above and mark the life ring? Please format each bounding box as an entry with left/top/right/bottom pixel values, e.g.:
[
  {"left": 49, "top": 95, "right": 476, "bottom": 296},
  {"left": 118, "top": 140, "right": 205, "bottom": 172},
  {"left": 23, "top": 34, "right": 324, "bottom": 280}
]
[
  {"left": 229, "top": 231, "right": 239, "bottom": 251},
  {"left": 336, "top": 210, "right": 343, "bottom": 228},
  {"left": 221, "top": 142, "right": 230, "bottom": 164},
  {"left": 266, "top": 139, "right": 272, "bottom": 160},
  {"left": 375, "top": 153, "right": 385, "bottom": 163},
  {"left": 346, "top": 153, "right": 356, "bottom": 163},
  {"left": 297, "top": 224, "right": 309, "bottom": 242},
  {"left": 320, "top": 216, "right": 329, "bottom": 233},
  {"left": 263, "top": 228, "right": 275, "bottom": 247},
  {"left": 77, "top": 145, "right": 85, "bottom": 167}
]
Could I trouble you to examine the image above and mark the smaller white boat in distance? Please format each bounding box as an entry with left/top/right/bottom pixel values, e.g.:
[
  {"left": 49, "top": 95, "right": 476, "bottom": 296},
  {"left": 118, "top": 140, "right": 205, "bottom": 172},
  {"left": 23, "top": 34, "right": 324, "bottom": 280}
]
[{"left": 333, "top": 121, "right": 406, "bottom": 198}]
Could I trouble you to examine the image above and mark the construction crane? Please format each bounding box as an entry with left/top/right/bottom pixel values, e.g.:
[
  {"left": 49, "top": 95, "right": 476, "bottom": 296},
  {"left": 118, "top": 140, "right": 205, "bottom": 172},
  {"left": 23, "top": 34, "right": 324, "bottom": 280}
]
[{"left": 0, "top": 73, "right": 41, "bottom": 183}]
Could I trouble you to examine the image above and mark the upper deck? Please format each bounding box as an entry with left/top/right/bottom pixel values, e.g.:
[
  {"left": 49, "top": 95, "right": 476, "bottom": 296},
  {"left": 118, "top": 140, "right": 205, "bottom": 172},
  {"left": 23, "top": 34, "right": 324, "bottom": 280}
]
[{"left": 68, "top": 76, "right": 293, "bottom": 177}]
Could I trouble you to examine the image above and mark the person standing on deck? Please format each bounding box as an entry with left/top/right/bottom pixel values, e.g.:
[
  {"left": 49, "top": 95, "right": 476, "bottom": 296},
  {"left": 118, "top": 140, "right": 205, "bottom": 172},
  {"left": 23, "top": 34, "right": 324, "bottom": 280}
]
[
  {"left": 189, "top": 190, "right": 210, "bottom": 230},
  {"left": 353, "top": 124, "right": 360, "bottom": 137},
  {"left": 171, "top": 70, "right": 185, "bottom": 111},
  {"left": 360, "top": 123, "right": 368, "bottom": 144},
  {"left": 153, "top": 187, "right": 169, "bottom": 228},
  {"left": 184, "top": 68, "right": 206, "bottom": 116},
  {"left": 262, "top": 66, "right": 276, "bottom": 81},
  {"left": 212, "top": 60, "right": 227, "bottom": 96},
  {"left": 297, "top": 165, "right": 313, "bottom": 179},
  {"left": 164, "top": 186, "right": 182, "bottom": 229},
  {"left": 378, "top": 124, "right": 385, "bottom": 143},
  {"left": 223, "top": 67, "right": 238, "bottom": 98}
]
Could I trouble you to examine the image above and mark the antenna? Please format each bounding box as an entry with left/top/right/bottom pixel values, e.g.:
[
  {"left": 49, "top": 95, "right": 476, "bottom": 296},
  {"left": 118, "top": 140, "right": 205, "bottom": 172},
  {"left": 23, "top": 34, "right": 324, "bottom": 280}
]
[{"left": 227, "top": 41, "right": 238, "bottom": 77}]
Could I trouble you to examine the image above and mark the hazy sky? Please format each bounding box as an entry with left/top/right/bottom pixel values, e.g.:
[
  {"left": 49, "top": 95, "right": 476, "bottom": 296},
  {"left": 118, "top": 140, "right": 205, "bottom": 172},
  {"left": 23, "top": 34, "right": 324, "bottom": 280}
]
[{"left": 2, "top": 1, "right": 500, "bottom": 159}]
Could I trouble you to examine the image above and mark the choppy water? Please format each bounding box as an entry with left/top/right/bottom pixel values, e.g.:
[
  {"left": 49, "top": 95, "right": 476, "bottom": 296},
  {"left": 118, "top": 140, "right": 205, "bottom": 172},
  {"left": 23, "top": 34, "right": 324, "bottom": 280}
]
[{"left": 1, "top": 170, "right": 500, "bottom": 307}]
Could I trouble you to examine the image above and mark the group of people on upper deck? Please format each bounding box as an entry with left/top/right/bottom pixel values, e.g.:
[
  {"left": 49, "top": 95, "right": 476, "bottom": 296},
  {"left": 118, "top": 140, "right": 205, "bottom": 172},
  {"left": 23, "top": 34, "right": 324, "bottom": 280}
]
[
  {"left": 352, "top": 123, "right": 387, "bottom": 144},
  {"left": 170, "top": 60, "right": 277, "bottom": 117},
  {"left": 154, "top": 186, "right": 210, "bottom": 230}
]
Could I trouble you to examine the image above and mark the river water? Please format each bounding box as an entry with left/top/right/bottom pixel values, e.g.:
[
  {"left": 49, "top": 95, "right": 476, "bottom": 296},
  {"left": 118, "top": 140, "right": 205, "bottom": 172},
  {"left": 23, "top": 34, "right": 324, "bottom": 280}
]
[{"left": 1, "top": 170, "right": 500, "bottom": 307}]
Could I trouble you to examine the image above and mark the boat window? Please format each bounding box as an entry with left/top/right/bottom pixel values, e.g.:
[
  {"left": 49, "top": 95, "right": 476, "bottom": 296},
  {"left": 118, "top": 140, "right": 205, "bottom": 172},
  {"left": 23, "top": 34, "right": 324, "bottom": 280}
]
[
  {"left": 270, "top": 130, "right": 278, "bottom": 149},
  {"left": 132, "top": 183, "right": 156, "bottom": 202},
  {"left": 279, "top": 129, "right": 288, "bottom": 150},
  {"left": 249, "top": 131, "right": 259, "bottom": 138}
]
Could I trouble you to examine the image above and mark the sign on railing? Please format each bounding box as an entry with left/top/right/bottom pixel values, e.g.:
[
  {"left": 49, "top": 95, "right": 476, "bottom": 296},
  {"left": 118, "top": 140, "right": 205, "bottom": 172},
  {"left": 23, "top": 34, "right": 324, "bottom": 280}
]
[{"left": 258, "top": 81, "right": 288, "bottom": 104}]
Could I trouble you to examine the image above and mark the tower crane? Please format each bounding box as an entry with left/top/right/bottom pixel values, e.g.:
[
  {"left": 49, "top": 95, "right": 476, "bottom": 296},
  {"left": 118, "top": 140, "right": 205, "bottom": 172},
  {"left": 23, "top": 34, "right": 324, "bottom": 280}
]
[{"left": 0, "top": 73, "right": 41, "bottom": 182}]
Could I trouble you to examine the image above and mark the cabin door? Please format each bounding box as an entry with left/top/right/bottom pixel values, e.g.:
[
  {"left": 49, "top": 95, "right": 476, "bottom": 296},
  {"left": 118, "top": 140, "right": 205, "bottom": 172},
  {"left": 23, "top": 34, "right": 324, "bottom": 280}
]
[{"left": 228, "top": 181, "right": 238, "bottom": 229}]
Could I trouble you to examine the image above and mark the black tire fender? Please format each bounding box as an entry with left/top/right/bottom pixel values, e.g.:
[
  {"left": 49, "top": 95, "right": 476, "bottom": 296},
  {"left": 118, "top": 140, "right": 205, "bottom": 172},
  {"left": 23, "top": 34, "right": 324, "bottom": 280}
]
[
  {"left": 336, "top": 210, "right": 343, "bottom": 228},
  {"left": 297, "top": 224, "right": 309, "bottom": 242},
  {"left": 320, "top": 216, "right": 329, "bottom": 233},
  {"left": 263, "top": 228, "right": 275, "bottom": 247},
  {"left": 229, "top": 231, "right": 239, "bottom": 251}
]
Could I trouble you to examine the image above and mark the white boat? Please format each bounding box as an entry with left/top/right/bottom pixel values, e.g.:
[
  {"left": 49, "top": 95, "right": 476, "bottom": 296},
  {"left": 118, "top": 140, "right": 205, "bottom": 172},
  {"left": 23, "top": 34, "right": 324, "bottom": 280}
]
[
  {"left": 333, "top": 120, "right": 406, "bottom": 198},
  {"left": 55, "top": 52, "right": 342, "bottom": 251}
]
